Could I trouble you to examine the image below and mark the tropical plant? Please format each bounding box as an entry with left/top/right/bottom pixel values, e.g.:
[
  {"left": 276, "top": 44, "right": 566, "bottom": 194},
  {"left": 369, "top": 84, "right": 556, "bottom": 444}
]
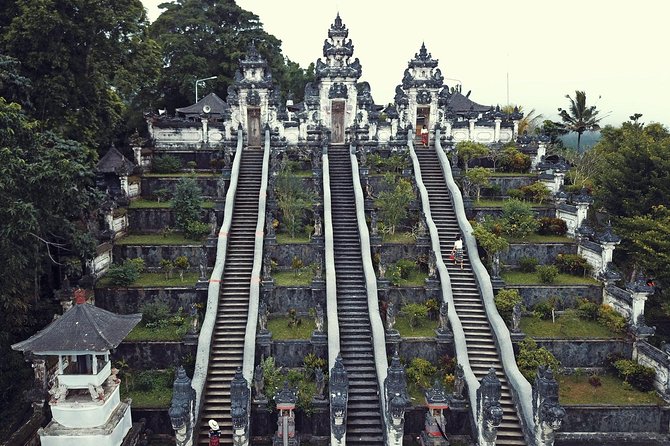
[
  {"left": 455, "top": 141, "right": 488, "bottom": 171},
  {"left": 401, "top": 303, "right": 429, "bottom": 329},
  {"left": 464, "top": 167, "right": 491, "bottom": 201},
  {"left": 174, "top": 256, "right": 190, "bottom": 281},
  {"left": 516, "top": 338, "right": 560, "bottom": 381},
  {"left": 494, "top": 289, "right": 522, "bottom": 322},
  {"left": 500, "top": 199, "right": 539, "bottom": 239},
  {"left": 375, "top": 174, "right": 414, "bottom": 235},
  {"left": 276, "top": 163, "right": 315, "bottom": 238},
  {"left": 555, "top": 90, "right": 602, "bottom": 152},
  {"left": 172, "top": 177, "right": 203, "bottom": 232}
]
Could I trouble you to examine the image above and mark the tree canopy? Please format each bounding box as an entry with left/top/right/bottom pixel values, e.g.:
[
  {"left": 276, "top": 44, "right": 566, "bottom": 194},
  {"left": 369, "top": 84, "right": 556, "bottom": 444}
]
[{"left": 555, "top": 90, "right": 602, "bottom": 152}]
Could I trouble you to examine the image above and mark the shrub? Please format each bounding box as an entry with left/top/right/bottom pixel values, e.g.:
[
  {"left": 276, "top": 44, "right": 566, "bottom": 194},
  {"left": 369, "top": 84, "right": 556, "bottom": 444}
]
[
  {"left": 141, "top": 300, "right": 172, "bottom": 328},
  {"left": 174, "top": 256, "right": 190, "bottom": 281},
  {"left": 406, "top": 358, "right": 437, "bottom": 390},
  {"left": 614, "top": 359, "right": 656, "bottom": 391},
  {"left": 588, "top": 373, "right": 602, "bottom": 388},
  {"left": 555, "top": 253, "right": 593, "bottom": 276},
  {"left": 517, "top": 338, "right": 560, "bottom": 381},
  {"left": 154, "top": 188, "right": 171, "bottom": 203},
  {"left": 396, "top": 259, "right": 416, "bottom": 279},
  {"left": 520, "top": 182, "right": 551, "bottom": 203},
  {"left": 507, "top": 188, "right": 525, "bottom": 200},
  {"left": 303, "top": 353, "right": 327, "bottom": 378},
  {"left": 518, "top": 256, "right": 538, "bottom": 273},
  {"left": 536, "top": 265, "right": 559, "bottom": 283},
  {"left": 425, "top": 298, "right": 440, "bottom": 320},
  {"left": 184, "top": 220, "right": 210, "bottom": 240},
  {"left": 577, "top": 299, "right": 599, "bottom": 320},
  {"left": 172, "top": 178, "right": 203, "bottom": 232},
  {"left": 495, "top": 289, "right": 522, "bottom": 322},
  {"left": 106, "top": 259, "right": 144, "bottom": 286},
  {"left": 152, "top": 155, "right": 182, "bottom": 173},
  {"left": 533, "top": 300, "right": 555, "bottom": 320},
  {"left": 159, "top": 259, "right": 174, "bottom": 280},
  {"left": 376, "top": 175, "right": 414, "bottom": 234},
  {"left": 401, "top": 303, "right": 429, "bottom": 329},
  {"left": 500, "top": 199, "right": 539, "bottom": 239},
  {"left": 538, "top": 217, "right": 568, "bottom": 236},
  {"left": 597, "top": 305, "right": 627, "bottom": 333},
  {"left": 499, "top": 147, "right": 531, "bottom": 173}
]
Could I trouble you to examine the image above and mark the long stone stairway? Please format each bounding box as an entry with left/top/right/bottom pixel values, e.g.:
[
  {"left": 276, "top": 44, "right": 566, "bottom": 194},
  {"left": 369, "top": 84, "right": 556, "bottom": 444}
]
[
  {"left": 327, "top": 144, "right": 385, "bottom": 445},
  {"left": 198, "top": 148, "right": 264, "bottom": 445},
  {"left": 415, "top": 145, "right": 526, "bottom": 446}
]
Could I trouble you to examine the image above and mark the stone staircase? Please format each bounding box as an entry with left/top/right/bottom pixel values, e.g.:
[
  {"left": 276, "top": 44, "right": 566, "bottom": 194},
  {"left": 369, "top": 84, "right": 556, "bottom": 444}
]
[
  {"left": 198, "top": 148, "right": 264, "bottom": 445},
  {"left": 327, "top": 144, "right": 385, "bottom": 445},
  {"left": 415, "top": 146, "right": 527, "bottom": 446}
]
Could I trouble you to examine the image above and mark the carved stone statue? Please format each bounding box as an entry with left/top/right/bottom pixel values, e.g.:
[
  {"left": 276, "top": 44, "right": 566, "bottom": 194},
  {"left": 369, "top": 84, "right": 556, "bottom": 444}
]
[
  {"left": 371, "top": 209, "right": 379, "bottom": 236},
  {"left": 512, "top": 304, "right": 522, "bottom": 333},
  {"left": 262, "top": 252, "right": 272, "bottom": 281},
  {"left": 330, "top": 355, "right": 349, "bottom": 442},
  {"left": 314, "top": 368, "right": 325, "bottom": 400},
  {"left": 384, "top": 354, "right": 409, "bottom": 445},
  {"left": 253, "top": 364, "right": 265, "bottom": 400},
  {"left": 209, "top": 212, "right": 218, "bottom": 237},
  {"left": 365, "top": 177, "right": 374, "bottom": 199},
  {"left": 359, "top": 147, "right": 367, "bottom": 166},
  {"left": 492, "top": 252, "right": 501, "bottom": 279},
  {"left": 453, "top": 364, "right": 465, "bottom": 400},
  {"left": 259, "top": 301, "right": 268, "bottom": 332},
  {"left": 477, "top": 368, "right": 504, "bottom": 446},
  {"left": 378, "top": 260, "right": 386, "bottom": 279},
  {"left": 533, "top": 366, "right": 566, "bottom": 446},
  {"left": 88, "top": 383, "right": 104, "bottom": 401},
  {"left": 198, "top": 247, "right": 207, "bottom": 280},
  {"left": 417, "top": 219, "right": 427, "bottom": 238},
  {"left": 315, "top": 304, "right": 324, "bottom": 333},
  {"left": 386, "top": 301, "right": 396, "bottom": 331},
  {"left": 223, "top": 147, "right": 232, "bottom": 167},
  {"left": 107, "top": 367, "right": 121, "bottom": 386},
  {"left": 428, "top": 251, "right": 437, "bottom": 278},
  {"left": 314, "top": 251, "right": 323, "bottom": 279},
  {"left": 216, "top": 176, "right": 226, "bottom": 199},
  {"left": 438, "top": 302, "right": 449, "bottom": 333},
  {"left": 313, "top": 212, "right": 322, "bottom": 237},
  {"left": 48, "top": 383, "right": 68, "bottom": 402}
]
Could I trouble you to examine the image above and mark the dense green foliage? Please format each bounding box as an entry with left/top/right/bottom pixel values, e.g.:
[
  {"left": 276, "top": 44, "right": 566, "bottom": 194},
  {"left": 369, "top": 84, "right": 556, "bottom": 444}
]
[
  {"left": 554, "top": 91, "right": 602, "bottom": 152},
  {"left": 516, "top": 338, "right": 560, "bottom": 381},
  {"left": 375, "top": 174, "right": 414, "bottom": 234},
  {"left": 276, "top": 163, "right": 315, "bottom": 238},
  {"left": 494, "top": 289, "right": 522, "bottom": 322},
  {"left": 455, "top": 141, "right": 488, "bottom": 171},
  {"left": 172, "top": 177, "right": 203, "bottom": 231},
  {"left": 613, "top": 359, "right": 656, "bottom": 392}
]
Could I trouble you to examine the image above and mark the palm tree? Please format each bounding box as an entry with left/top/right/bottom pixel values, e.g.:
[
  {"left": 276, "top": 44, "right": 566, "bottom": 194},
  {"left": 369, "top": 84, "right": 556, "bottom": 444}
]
[
  {"left": 501, "top": 105, "right": 543, "bottom": 135},
  {"left": 556, "top": 91, "right": 602, "bottom": 152}
]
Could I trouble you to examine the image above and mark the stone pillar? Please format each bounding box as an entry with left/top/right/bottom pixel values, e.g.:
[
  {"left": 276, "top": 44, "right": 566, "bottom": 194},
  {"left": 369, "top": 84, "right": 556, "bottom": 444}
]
[
  {"left": 385, "top": 353, "right": 409, "bottom": 446},
  {"left": 330, "top": 355, "right": 348, "bottom": 446},
  {"left": 119, "top": 174, "right": 129, "bottom": 196},
  {"left": 533, "top": 366, "right": 565, "bottom": 446},
  {"left": 201, "top": 117, "right": 209, "bottom": 144},
  {"left": 513, "top": 120, "right": 520, "bottom": 139},
  {"left": 169, "top": 366, "right": 196, "bottom": 446},
  {"left": 554, "top": 172, "right": 565, "bottom": 193},
  {"left": 532, "top": 142, "right": 547, "bottom": 170},
  {"left": 445, "top": 120, "right": 453, "bottom": 139},
  {"left": 476, "top": 368, "right": 503, "bottom": 446},
  {"left": 468, "top": 119, "right": 477, "bottom": 141},
  {"left": 231, "top": 368, "right": 250, "bottom": 446},
  {"left": 627, "top": 276, "right": 654, "bottom": 331},
  {"left": 494, "top": 118, "right": 502, "bottom": 142},
  {"left": 132, "top": 146, "right": 142, "bottom": 166}
]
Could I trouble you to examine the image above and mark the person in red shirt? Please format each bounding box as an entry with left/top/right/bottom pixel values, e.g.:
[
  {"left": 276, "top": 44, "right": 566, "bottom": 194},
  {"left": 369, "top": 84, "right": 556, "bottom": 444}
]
[{"left": 208, "top": 420, "right": 221, "bottom": 446}]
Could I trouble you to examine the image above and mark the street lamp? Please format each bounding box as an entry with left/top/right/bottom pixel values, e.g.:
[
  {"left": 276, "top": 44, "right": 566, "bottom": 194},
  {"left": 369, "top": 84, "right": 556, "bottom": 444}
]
[{"left": 195, "top": 76, "right": 217, "bottom": 103}]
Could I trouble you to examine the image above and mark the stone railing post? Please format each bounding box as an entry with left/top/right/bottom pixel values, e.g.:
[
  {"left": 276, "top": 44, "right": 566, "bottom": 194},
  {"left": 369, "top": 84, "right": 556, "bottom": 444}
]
[
  {"left": 330, "top": 355, "right": 348, "bottom": 445},
  {"left": 597, "top": 223, "right": 621, "bottom": 274},
  {"left": 572, "top": 190, "right": 593, "bottom": 230},
  {"left": 169, "top": 366, "right": 196, "bottom": 446},
  {"left": 532, "top": 366, "right": 565, "bottom": 446},
  {"left": 627, "top": 275, "right": 656, "bottom": 339},
  {"left": 384, "top": 353, "right": 409, "bottom": 446},
  {"left": 476, "top": 368, "right": 503, "bottom": 446},
  {"left": 231, "top": 368, "right": 250, "bottom": 446}
]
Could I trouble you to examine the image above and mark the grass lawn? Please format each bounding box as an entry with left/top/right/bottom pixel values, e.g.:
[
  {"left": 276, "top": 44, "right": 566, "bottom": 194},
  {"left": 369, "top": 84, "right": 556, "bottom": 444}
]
[
  {"left": 393, "top": 269, "right": 428, "bottom": 287},
  {"left": 116, "top": 233, "right": 203, "bottom": 245},
  {"left": 96, "top": 272, "right": 199, "bottom": 288},
  {"left": 293, "top": 170, "right": 313, "bottom": 178},
  {"left": 267, "top": 315, "right": 318, "bottom": 340},
  {"left": 382, "top": 232, "right": 415, "bottom": 244},
  {"left": 507, "top": 234, "right": 574, "bottom": 244},
  {"left": 521, "top": 311, "right": 620, "bottom": 339},
  {"left": 558, "top": 373, "right": 664, "bottom": 405},
  {"left": 395, "top": 315, "right": 438, "bottom": 337},
  {"left": 502, "top": 271, "right": 599, "bottom": 286},
  {"left": 488, "top": 171, "right": 536, "bottom": 177},
  {"left": 124, "top": 322, "right": 189, "bottom": 341},
  {"left": 276, "top": 233, "right": 311, "bottom": 244},
  {"left": 121, "top": 369, "right": 173, "bottom": 408},
  {"left": 272, "top": 270, "right": 314, "bottom": 287},
  {"left": 129, "top": 199, "right": 215, "bottom": 209},
  {"left": 473, "top": 198, "right": 550, "bottom": 208}
]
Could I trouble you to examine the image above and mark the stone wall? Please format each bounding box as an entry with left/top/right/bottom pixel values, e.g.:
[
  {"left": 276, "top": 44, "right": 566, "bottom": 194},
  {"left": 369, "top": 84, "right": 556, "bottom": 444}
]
[
  {"left": 131, "top": 408, "right": 172, "bottom": 435},
  {"left": 532, "top": 339, "right": 632, "bottom": 368},
  {"left": 635, "top": 341, "right": 670, "bottom": 396},
  {"left": 271, "top": 340, "right": 314, "bottom": 367},
  {"left": 487, "top": 175, "right": 537, "bottom": 195},
  {"left": 387, "top": 286, "right": 432, "bottom": 306},
  {"left": 114, "top": 244, "right": 215, "bottom": 268},
  {"left": 560, "top": 405, "right": 670, "bottom": 433},
  {"left": 500, "top": 242, "right": 577, "bottom": 267},
  {"left": 127, "top": 208, "right": 212, "bottom": 232},
  {"left": 269, "top": 286, "right": 323, "bottom": 314},
  {"left": 141, "top": 176, "right": 219, "bottom": 199},
  {"left": 513, "top": 284, "right": 602, "bottom": 309},
  {"left": 266, "top": 243, "right": 318, "bottom": 268},
  {"left": 470, "top": 205, "right": 555, "bottom": 221},
  {"left": 113, "top": 341, "right": 195, "bottom": 369},
  {"left": 380, "top": 242, "right": 425, "bottom": 265},
  {"left": 95, "top": 286, "right": 199, "bottom": 314}
]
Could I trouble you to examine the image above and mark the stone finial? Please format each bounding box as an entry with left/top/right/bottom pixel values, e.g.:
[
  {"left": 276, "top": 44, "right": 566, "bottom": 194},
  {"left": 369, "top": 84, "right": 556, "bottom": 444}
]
[
  {"left": 330, "top": 355, "right": 349, "bottom": 442},
  {"left": 533, "top": 366, "right": 566, "bottom": 446},
  {"left": 230, "top": 368, "right": 250, "bottom": 446},
  {"left": 477, "top": 368, "right": 504, "bottom": 446},
  {"left": 453, "top": 364, "right": 466, "bottom": 401},
  {"left": 386, "top": 301, "right": 396, "bottom": 331},
  {"left": 314, "top": 368, "right": 325, "bottom": 400},
  {"left": 438, "top": 302, "right": 450, "bottom": 335},
  {"left": 598, "top": 221, "right": 621, "bottom": 244},
  {"left": 384, "top": 353, "right": 409, "bottom": 445},
  {"left": 627, "top": 274, "right": 655, "bottom": 294},
  {"left": 512, "top": 304, "right": 522, "bottom": 333},
  {"left": 169, "top": 366, "right": 196, "bottom": 446}
]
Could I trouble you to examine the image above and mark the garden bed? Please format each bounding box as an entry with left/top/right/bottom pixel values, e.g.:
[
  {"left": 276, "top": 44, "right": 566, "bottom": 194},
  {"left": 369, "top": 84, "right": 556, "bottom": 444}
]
[
  {"left": 502, "top": 271, "right": 599, "bottom": 285},
  {"left": 142, "top": 172, "right": 218, "bottom": 177},
  {"left": 125, "top": 322, "right": 190, "bottom": 341},
  {"left": 558, "top": 373, "right": 664, "bottom": 405},
  {"left": 129, "top": 199, "right": 215, "bottom": 209},
  {"left": 521, "top": 312, "right": 621, "bottom": 339},
  {"left": 276, "top": 233, "right": 311, "bottom": 244},
  {"left": 115, "top": 233, "right": 203, "bottom": 245},
  {"left": 96, "top": 272, "right": 200, "bottom": 288},
  {"left": 120, "top": 369, "right": 174, "bottom": 408},
  {"left": 267, "top": 316, "right": 318, "bottom": 340},
  {"left": 382, "top": 232, "right": 416, "bottom": 244},
  {"left": 396, "top": 315, "right": 438, "bottom": 338},
  {"left": 272, "top": 270, "right": 314, "bottom": 287}
]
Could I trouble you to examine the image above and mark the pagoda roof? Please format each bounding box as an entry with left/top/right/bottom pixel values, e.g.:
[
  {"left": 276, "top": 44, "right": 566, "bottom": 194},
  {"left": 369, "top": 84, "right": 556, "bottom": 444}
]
[
  {"left": 445, "top": 91, "right": 491, "bottom": 113},
  {"left": 176, "top": 92, "right": 228, "bottom": 117},
  {"left": 96, "top": 146, "right": 134, "bottom": 174},
  {"left": 12, "top": 302, "right": 141, "bottom": 354}
]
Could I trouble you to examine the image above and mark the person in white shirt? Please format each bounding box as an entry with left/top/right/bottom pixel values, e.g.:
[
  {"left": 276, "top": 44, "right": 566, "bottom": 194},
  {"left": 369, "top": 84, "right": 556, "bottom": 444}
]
[{"left": 451, "top": 236, "right": 464, "bottom": 269}]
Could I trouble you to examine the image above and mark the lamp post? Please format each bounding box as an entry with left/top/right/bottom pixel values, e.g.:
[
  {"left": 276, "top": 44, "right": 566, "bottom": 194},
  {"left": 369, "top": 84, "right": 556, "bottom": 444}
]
[{"left": 195, "top": 76, "right": 217, "bottom": 103}]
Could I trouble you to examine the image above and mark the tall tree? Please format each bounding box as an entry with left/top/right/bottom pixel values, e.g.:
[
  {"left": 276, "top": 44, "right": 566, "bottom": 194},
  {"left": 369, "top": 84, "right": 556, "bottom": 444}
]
[
  {"left": 0, "top": 0, "right": 161, "bottom": 148},
  {"left": 555, "top": 90, "right": 602, "bottom": 151},
  {"left": 150, "top": 0, "right": 312, "bottom": 111}
]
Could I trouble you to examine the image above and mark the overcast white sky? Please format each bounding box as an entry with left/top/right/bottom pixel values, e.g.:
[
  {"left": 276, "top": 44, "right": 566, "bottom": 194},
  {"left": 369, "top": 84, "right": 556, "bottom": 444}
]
[{"left": 142, "top": 0, "right": 670, "bottom": 126}]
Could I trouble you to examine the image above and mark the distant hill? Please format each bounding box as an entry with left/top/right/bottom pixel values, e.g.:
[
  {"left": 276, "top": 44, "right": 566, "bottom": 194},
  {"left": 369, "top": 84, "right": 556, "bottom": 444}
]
[{"left": 558, "top": 131, "right": 602, "bottom": 151}]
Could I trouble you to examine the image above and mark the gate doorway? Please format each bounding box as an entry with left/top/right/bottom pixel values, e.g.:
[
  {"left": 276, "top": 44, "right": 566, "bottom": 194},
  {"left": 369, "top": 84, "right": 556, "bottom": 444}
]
[
  {"left": 415, "top": 106, "right": 430, "bottom": 137},
  {"left": 331, "top": 101, "right": 345, "bottom": 144},
  {"left": 247, "top": 107, "right": 261, "bottom": 147}
]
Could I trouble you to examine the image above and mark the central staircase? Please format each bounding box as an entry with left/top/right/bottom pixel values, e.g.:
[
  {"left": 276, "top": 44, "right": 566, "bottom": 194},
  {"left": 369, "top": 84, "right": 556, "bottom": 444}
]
[
  {"left": 198, "top": 148, "right": 264, "bottom": 445},
  {"left": 327, "top": 144, "right": 385, "bottom": 445},
  {"left": 415, "top": 145, "right": 526, "bottom": 446}
]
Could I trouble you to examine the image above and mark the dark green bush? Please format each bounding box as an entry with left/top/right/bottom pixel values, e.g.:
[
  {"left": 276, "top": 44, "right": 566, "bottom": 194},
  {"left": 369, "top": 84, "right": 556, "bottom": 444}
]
[
  {"left": 141, "top": 300, "right": 172, "bottom": 328},
  {"left": 517, "top": 338, "right": 560, "bottom": 381},
  {"left": 577, "top": 299, "right": 600, "bottom": 320},
  {"left": 555, "top": 253, "right": 593, "bottom": 276},
  {"left": 533, "top": 300, "right": 555, "bottom": 320},
  {"left": 536, "top": 265, "right": 559, "bottom": 283},
  {"left": 614, "top": 359, "right": 656, "bottom": 392},
  {"left": 518, "top": 256, "right": 538, "bottom": 273},
  {"left": 184, "top": 220, "right": 210, "bottom": 240},
  {"left": 401, "top": 303, "right": 429, "bottom": 328},
  {"left": 106, "top": 258, "right": 144, "bottom": 286},
  {"left": 406, "top": 358, "right": 437, "bottom": 389},
  {"left": 507, "top": 188, "right": 524, "bottom": 200},
  {"left": 396, "top": 258, "right": 416, "bottom": 279},
  {"left": 500, "top": 199, "right": 539, "bottom": 238},
  {"left": 538, "top": 217, "right": 568, "bottom": 236},
  {"left": 152, "top": 155, "right": 181, "bottom": 173},
  {"left": 520, "top": 182, "right": 551, "bottom": 203},
  {"left": 499, "top": 147, "right": 531, "bottom": 173},
  {"left": 597, "top": 305, "right": 627, "bottom": 333},
  {"left": 495, "top": 289, "right": 522, "bottom": 322}
]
